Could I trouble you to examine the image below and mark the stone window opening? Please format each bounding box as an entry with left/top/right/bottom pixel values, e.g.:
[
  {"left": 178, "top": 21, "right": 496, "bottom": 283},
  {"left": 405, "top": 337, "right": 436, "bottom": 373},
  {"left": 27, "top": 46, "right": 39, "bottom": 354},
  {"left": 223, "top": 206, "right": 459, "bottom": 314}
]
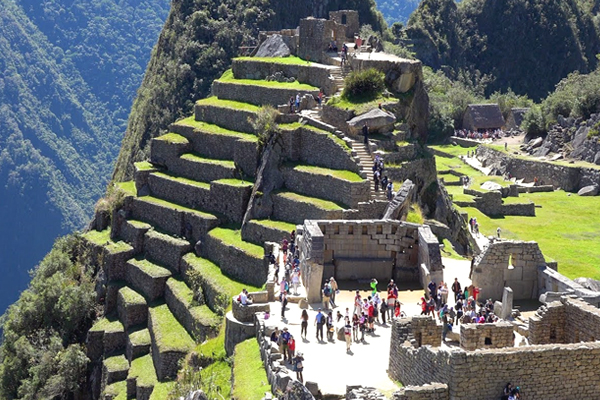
[
  {"left": 377, "top": 225, "right": 382, "bottom": 234},
  {"left": 348, "top": 225, "right": 353, "bottom": 235},
  {"left": 392, "top": 226, "right": 397, "bottom": 234},
  {"left": 342, "top": 14, "right": 347, "bottom": 25},
  {"left": 415, "top": 332, "right": 422, "bottom": 347},
  {"left": 549, "top": 326, "right": 557, "bottom": 341},
  {"left": 362, "top": 226, "right": 368, "bottom": 235},
  {"left": 484, "top": 337, "right": 492, "bottom": 345},
  {"left": 507, "top": 254, "right": 515, "bottom": 270},
  {"left": 334, "top": 225, "right": 340, "bottom": 234}
]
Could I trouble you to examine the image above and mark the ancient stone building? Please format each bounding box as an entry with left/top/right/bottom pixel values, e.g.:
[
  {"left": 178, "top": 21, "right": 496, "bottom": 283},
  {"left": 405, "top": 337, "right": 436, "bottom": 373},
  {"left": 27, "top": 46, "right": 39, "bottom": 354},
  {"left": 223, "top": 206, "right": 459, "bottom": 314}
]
[{"left": 462, "top": 104, "right": 505, "bottom": 131}]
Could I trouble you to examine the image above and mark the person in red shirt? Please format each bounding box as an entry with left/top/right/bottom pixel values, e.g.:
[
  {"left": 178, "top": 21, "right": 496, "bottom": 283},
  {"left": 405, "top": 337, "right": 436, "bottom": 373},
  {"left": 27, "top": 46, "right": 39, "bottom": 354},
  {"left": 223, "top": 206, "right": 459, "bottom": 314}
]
[
  {"left": 368, "top": 300, "right": 375, "bottom": 332},
  {"left": 287, "top": 335, "right": 296, "bottom": 360}
]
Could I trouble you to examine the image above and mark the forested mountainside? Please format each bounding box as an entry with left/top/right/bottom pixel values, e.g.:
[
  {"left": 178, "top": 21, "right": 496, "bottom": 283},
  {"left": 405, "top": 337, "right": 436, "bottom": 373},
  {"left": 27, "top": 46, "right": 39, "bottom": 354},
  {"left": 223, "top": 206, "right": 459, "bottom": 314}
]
[
  {"left": 112, "top": 0, "right": 386, "bottom": 182},
  {"left": 0, "top": 0, "right": 168, "bottom": 315},
  {"left": 375, "top": 0, "right": 421, "bottom": 24},
  {"left": 404, "top": 0, "right": 600, "bottom": 100}
]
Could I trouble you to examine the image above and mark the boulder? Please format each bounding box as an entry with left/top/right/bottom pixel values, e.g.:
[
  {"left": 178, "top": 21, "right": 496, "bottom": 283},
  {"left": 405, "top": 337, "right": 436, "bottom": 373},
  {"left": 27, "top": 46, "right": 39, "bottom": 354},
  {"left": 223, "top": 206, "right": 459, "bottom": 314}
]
[
  {"left": 305, "top": 381, "right": 320, "bottom": 397},
  {"left": 255, "top": 34, "right": 291, "bottom": 58},
  {"left": 480, "top": 181, "right": 503, "bottom": 191},
  {"left": 594, "top": 152, "right": 600, "bottom": 165},
  {"left": 299, "top": 94, "right": 316, "bottom": 111},
  {"left": 347, "top": 108, "right": 396, "bottom": 136},
  {"left": 574, "top": 277, "right": 600, "bottom": 292},
  {"left": 577, "top": 185, "right": 598, "bottom": 196},
  {"left": 284, "top": 380, "right": 315, "bottom": 400},
  {"left": 298, "top": 298, "right": 309, "bottom": 309}
]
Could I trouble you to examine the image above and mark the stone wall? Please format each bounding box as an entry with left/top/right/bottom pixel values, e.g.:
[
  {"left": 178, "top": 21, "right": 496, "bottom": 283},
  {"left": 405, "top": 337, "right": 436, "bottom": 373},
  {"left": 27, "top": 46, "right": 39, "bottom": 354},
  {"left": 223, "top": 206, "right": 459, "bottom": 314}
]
[
  {"left": 272, "top": 192, "right": 344, "bottom": 224},
  {"left": 232, "top": 58, "right": 337, "bottom": 95},
  {"left": 194, "top": 102, "right": 256, "bottom": 134},
  {"left": 212, "top": 80, "right": 319, "bottom": 107},
  {"left": 471, "top": 240, "right": 546, "bottom": 301},
  {"left": 282, "top": 167, "right": 370, "bottom": 207},
  {"left": 417, "top": 226, "right": 443, "bottom": 289},
  {"left": 349, "top": 57, "right": 422, "bottom": 94},
  {"left": 459, "top": 323, "right": 514, "bottom": 351},
  {"left": 298, "top": 220, "right": 325, "bottom": 303},
  {"left": 538, "top": 267, "right": 600, "bottom": 306},
  {"left": 392, "top": 384, "right": 449, "bottom": 400},
  {"left": 321, "top": 104, "right": 353, "bottom": 133},
  {"left": 470, "top": 190, "right": 535, "bottom": 216},
  {"left": 477, "top": 145, "right": 600, "bottom": 192},
  {"left": 530, "top": 297, "right": 600, "bottom": 344}
]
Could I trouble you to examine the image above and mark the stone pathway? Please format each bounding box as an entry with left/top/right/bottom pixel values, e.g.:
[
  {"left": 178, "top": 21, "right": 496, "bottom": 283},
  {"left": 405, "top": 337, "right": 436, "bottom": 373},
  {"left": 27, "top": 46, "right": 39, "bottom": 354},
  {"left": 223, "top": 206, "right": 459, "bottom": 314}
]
[
  {"left": 462, "top": 155, "right": 491, "bottom": 175},
  {"left": 351, "top": 140, "right": 388, "bottom": 201}
]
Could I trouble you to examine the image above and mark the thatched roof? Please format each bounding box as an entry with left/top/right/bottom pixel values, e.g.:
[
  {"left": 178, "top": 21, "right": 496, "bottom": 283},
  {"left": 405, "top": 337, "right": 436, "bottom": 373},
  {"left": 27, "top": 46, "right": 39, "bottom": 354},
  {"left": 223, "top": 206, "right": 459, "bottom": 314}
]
[{"left": 464, "top": 104, "right": 505, "bottom": 130}]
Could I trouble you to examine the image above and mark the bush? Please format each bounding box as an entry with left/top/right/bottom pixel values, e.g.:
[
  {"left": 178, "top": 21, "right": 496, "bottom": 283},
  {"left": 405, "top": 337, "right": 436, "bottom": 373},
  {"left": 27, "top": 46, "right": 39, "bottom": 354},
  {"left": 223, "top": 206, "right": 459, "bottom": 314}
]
[
  {"left": 342, "top": 68, "right": 385, "bottom": 101},
  {"left": 521, "top": 106, "right": 546, "bottom": 136}
]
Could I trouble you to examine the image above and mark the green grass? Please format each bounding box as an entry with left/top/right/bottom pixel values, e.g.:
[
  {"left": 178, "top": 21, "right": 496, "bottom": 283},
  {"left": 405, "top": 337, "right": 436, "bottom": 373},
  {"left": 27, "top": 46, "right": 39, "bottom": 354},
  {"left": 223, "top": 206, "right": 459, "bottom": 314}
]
[
  {"left": 485, "top": 144, "right": 600, "bottom": 171},
  {"left": 429, "top": 144, "right": 472, "bottom": 158},
  {"left": 149, "top": 303, "right": 196, "bottom": 352},
  {"left": 90, "top": 314, "right": 124, "bottom": 333},
  {"left": 167, "top": 277, "right": 196, "bottom": 305},
  {"left": 104, "top": 380, "right": 127, "bottom": 399},
  {"left": 213, "top": 178, "right": 254, "bottom": 187},
  {"left": 232, "top": 339, "right": 270, "bottom": 400},
  {"left": 253, "top": 219, "right": 296, "bottom": 232},
  {"left": 327, "top": 94, "right": 391, "bottom": 114},
  {"left": 116, "top": 181, "right": 136, "bottom": 196},
  {"left": 174, "top": 116, "right": 257, "bottom": 141},
  {"left": 149, "top": 382, "right": 175, "bottom": 400},
  {"left": 217, "top": 69, "right": 318, "bottom": 90},
  {"left": 180, "top": 153, "right": 235, "bottom": 168},
  {"left": 151, "top": 171, "right": 211, "bottom": 190},
  {"left": 156, "top": 132, "right": 189, "bottom": 144},
  {"left": 129, "top": 328, "right": 151, "bottom": 347},
  {"left": 235, "top": 55, "right": 309, "bottom": 65},
  {"left": 196, "top": 97, "right": 260, "bottom": 112},
  {"left": 196, "top": 323, "right": 227, "bottom": 361},
  {"left": 129, "top": 258, "right": 172, "bottom": 279},
  {"left": 208, "top": 228, "right": 264, "bottom": 258},
  {"left": 135, "top": 161, "right": 155, "bottom": 171},
  {"left": 279, "top": 123, "right": 351, "bottom": 152},
  {"left": 104, "top": 355, "right": 129, "bottom": 372},
  {"left": 119, "top": 286, "right": 146, "bottom": 306},
  {"left": 293, "top": 164, "right": 363, "bottom": 182},
  {"left": 84, "top": 227, "right": 132, "bottom": 254},
  {"left": 201, "top": 361, "right": 233, "bottom": 399},
  {"left": 128, "top": 354, "right": 158, "bottom": 387},
  {"left": 276, "top": 190, "right": 345, "bottom": 211},
  {"left": 137, "top": 195, "right": 218, "bottom": 219},
  {"left": 440, "top": 238, "right": 466, "bottom": 260},
  {"left": 128, "top": 219, "right": 152, "bottom": 230},
  {"left": 406, "top": 204, "right": 424, "bottom": 224}
]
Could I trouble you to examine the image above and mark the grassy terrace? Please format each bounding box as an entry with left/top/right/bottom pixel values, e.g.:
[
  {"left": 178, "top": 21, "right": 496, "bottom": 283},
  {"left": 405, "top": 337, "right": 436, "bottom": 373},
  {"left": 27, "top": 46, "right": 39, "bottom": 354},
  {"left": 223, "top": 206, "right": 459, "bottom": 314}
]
[
  {"left": 128, "top": 354, "right": 157, "bottom": 388},
  {"left": 213, "top": 178, "right": 253, "bottom": 187},
  {"left": 167, "top": 277, "right": 220, "bottom": 323},
  {"left": 293, "top": 164, "right": 363, "bottom": 182},
  {"left": 235, "top": 55, "right": 309, "bottom": 65},
  {"left": 217, "top": 69, "right": 318, "bottom": 90},
  {"left": 155, "top": 132, "right": 189, "bottom": 144},
  {"left": 119, "top": 286, "right": 145, "bottom": 306},
  {"left": 432, "top": 144, "right": 600, "bottom": 279},
  {"left": 90, "top": 314, "right": 124, "bottom": 333},
  {"left": 183, "top": 254, "right": 261, "bottom": 296},
  {"left": 104, "top": 381, "right": 127, "bottom": 400},
  {"left": 208, "top": 227, "right": 264, "bottom": 258},
  {"left": 149, "top": 382, "right": 175, "bottom": 400},
  {"left": 232, "top": 339, "right": 271, "bottom": 399},
  {"left": 276, "top": 190, "right": 344, "bottom": 211},
  {"left": 129, "top": 328, "right": 151, "bottom": 347},
  {"left": 135, "top": 161, "right": 155, "bottom": 171},
  {"left": 104, "top": 354, "right": 129, "bottom": 372},
  {"left": 180, "top": 153, "right": 235, "bottom": 168},
  {"left": 196, "top": 97, "right": 260, "bottom": 113},
  {"left": 280, "top": 122, "right": 352, "bottom": 153},
  {"left": 173, "top": 116, "right": 258, "bottom": 141},
  {"left": 116, "top": 180, "right": 136, "bottom": 196},
  {"left": 129, "top": 258, "right": 171, "bottom": 279},
  {"left": 149, "top": 303, "right": 195, "bottom": 352},
  {"left": 487, "top": 143, "right": 600, "bottom": 171},
  {"left": 252, "top": 218, "right": 296, "bottom": 233},
  {"left": 137, "top": 195, "right": 217, "bottom": 219},
  {"left": 151, "top": 171, "right": 211, "bottom": 190},
  {"left": 83, "top": 228, "right": 132, "bottom": 254},
  {"left": 327, "top": 94, "right": 394, "bottom": 114}
]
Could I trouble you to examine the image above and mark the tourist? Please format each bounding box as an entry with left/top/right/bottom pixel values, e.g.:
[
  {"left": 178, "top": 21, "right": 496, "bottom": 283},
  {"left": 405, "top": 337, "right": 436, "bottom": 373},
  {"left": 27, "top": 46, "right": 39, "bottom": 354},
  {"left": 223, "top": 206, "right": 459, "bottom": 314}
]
[
  {"left": 300, "top": 309, "right": 309, "bottom": 339},
  {"left": 354, "top": 290, "right": 362, "bottom": 316},
  {"left": 455, "top": 298, "right": 464, "bottom": 324},
  {"left": 287, "top": 334, "right": 296, "bottom": 360},
  {"left": 291, "top": 270, "right": 300, "bottom": 295},
  {"left": 367, "top": 300, "right": 375, "bottom": 332},
  {"left": 238, "top": 289, "right": 251, "bottom": 305},
  {"left": 289, "top": 96, "right": 294, "bottom": 113},
  {"left": 280, "top": 292, "right": 288, "bottom": 319},
  {"left": 374, "top": 169, "right": 380, "bottom": 191},
  {"left": 428, "top": 280, "right": 437, "bottom": 300},
  {"left": 381, "top": 175, "right": 388, "bottom": 190},
  {"left": 270, "top": 327, "right": 280, "bottom": 344},
  {"left": 448, "top": 306, "right": 456, "bottom": 325},
  {"left": 451, "top": 278, "right": 462, "bottom": 302},
  {"left": 329, "top": 277, "right": 338, "bottom": 307},
  {"left": 442, "top": 321, "right": 453, "bottom": 341},
  {"left": 362, "top": 122, "right": 369, "bottom": 145},
  {"left": 472, "top": 286, "right": 481, "bottom": 303},
  {"left": 439, "top": 282, "right": 449, "bottom": 305},
  {"left": 394, "top": 300, "right": 402, "bottom": 318},
  {"left": 292, "top": 352, "right": 304, "bottom": 383},
  {"left": 501, "top": 383, "right": 513, "bottom": 400},
  {"left": 497, "top": 227, "right": 501, "bottom": 238},
  {"left": 344, "top": 317, "right": 352, "bottom": 352},
  {"left": 352, "top": 313, "right": 359, "bottom": 341},
  {"left": 380, "top": 298, "right": 388, "bottom": 324},
  {"left": 386, "top": 181, "right": 393, "bottom": 200},
  {"left": 295, "top": 93, "right": 301, "bottom": 111},
  {"left": 370, "top": 278, "right": 378, "bottom": 296},
  {"left": 336, "top": 310, "right": 343, "bottom": 323},
  {"left": 326, "top": 311, "right": 334, "bottom": 341},
  {"left": 359, "top": 313, "right": 367, "bottom": 341},
  {"left": 419, "top": 297, "right": 428, "bottom": 315},
  {"left": 322, "top": 282, "right": 332, "bottom": 310},
  {"left": 372, "top": 293, "right": 382, "bottom": 323},
  {"left": 387, "top": 280, "right": 398, "bottom": 320},
  {"left": 315, "top": 308, "right": 325, "bottom": 341},
  {"left": 318, "top": 90, "right": 323, "bottom": 107}
]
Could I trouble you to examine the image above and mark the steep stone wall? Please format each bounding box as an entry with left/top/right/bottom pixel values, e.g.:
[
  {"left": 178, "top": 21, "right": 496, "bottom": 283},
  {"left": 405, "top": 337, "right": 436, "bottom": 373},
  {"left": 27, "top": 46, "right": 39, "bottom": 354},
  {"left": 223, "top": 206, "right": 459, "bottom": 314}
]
[
  {"left": 212, "top": 80, "right": 319, "bottom": 107},
  {"left": 538, "top": 267, "right": 600, "bottom": 306},
  {"left": 232, "top": 59, "right": 337, "bottom": 95},
  {"left": 298, "top": 220, "right": 325, "bottom": 303},
  {"left": 321, "top": 104, "right": 353, "bottom": 133},
  {"left": 530, "top": 298, "right": 600, "bottom": 344},
  {"left": 418, "top": 226, "right": 443, "bottom": 289},
  {"left": 272, "top": 193, "right": 343, "bottom": 224},
  {"left": 194, "top": 103, "right": 256, "bottom": 133},
  {"left": 459, "top": 323, "right": 514, "bottom": 351},
  {"left": 477, "top": 146, "right": 600, "bottom": 192}
]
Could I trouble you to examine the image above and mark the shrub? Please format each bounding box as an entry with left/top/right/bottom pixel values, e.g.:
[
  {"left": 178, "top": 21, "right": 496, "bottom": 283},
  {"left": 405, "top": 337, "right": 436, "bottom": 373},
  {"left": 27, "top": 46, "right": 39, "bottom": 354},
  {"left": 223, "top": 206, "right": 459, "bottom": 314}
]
[
  {"left": 342, "top": 68, "right": 385, "bottom": 101},
  {"left": 521, "top": 106, "right": 546, "bottom": 136}
]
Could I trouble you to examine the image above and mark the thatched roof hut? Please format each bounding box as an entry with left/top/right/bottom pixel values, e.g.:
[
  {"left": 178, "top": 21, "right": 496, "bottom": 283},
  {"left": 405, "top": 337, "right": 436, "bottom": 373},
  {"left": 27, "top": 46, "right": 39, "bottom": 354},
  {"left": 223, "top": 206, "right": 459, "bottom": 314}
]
[{"left": 462, "top": 104, "right": 505, "bottom": 131}]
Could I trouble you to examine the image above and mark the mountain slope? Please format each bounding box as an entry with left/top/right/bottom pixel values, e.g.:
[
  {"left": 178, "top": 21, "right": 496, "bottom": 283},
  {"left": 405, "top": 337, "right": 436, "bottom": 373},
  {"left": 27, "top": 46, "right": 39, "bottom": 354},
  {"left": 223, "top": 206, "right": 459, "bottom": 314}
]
[{"left": 375, "top": 0, "right": 421, "bottom": 24}]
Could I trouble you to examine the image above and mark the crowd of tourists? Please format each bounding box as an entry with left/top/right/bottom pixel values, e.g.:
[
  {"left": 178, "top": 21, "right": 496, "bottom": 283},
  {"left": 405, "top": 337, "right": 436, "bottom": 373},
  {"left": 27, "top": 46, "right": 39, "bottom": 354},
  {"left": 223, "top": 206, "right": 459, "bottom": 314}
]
[
  {"left": 372, "top": 155, "right": 394, "bottom": 200},
  {"left": 453, "top": 129, "right": 511, "bottom": 141}
]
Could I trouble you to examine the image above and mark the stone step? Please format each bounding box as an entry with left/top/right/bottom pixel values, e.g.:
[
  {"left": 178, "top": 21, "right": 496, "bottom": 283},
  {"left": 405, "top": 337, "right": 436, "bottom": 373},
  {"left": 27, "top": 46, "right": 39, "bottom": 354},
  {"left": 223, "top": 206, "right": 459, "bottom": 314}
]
[
  {"left": 212, "top": 77, "right": 320, "bottom": 107},
  {"left": 102, "top": 380, "right": 127, "bottom": 400},
  {"left": 164, "top": 277, "right": 220, "bottom": 342},
  {"left": 130, "top": 195, "right": 220, "bottom": 244},
  {"left": 126, "top": 258, "right": 172, "bottom": 302},
  {"left": 194, "top": 97, "right": 260, "bottom": 134},
  {"left": 147, "top": 171, "right": 211, "bottom": 211},
  {"left": 168, "top": 152, "right": 237, "bottom": 183},
  {"left": 272, "top": 190, "right": 345, "bottom": 225},
  {"left": 117, "top": 219, "right": 152, "bottom": 254},
  {"left": 83, "top": 229, "right": 135, "bottom": 283},
  {"left": 149, "top": 133, "right": 191, "bottom": 168},
  {"left": 148, "top": 303, "right": 196, "bottom": 381},
  {"left": 204, "top": 227, "right": 267, "bottom": 288},
  {"left": 126, "top": 328, "right": 151, "bottom": 362},
  {"left": 242, "top": 219, "right": 297, "bottom": 246},
  {"left": 117, "top": 286, "right": 148, "bottom": 330},
  {"left": 87, "top": 314, "right": 127, "bottom": 362},
  {"left": 126, "top": 353, "right": 157, "bottom": 400},
  {"left": 102, "top": 354, "right": 129, "bottom": 391},
  {"left": 143, "top": 229, "right": 192, "bottom": 274}
]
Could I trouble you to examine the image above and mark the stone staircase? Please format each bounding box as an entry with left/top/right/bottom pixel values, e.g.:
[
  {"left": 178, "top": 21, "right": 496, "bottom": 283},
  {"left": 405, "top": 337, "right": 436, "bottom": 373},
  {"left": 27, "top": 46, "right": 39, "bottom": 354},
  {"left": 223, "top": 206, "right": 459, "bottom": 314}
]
[
  {"left": 351, "top": 140, "right": 388, "bottom": 201},
  {"left": 329, "top": 64, "right": 352, "bottom": 94},
  {"left": 84, "top": 57, "right": 377, "bottom": 399}
]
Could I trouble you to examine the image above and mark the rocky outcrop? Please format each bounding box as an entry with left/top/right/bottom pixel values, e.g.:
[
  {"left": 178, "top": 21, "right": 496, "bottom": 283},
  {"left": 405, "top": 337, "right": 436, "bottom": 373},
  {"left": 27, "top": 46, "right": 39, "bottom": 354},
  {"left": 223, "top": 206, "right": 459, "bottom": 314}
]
[
  {"left": 255, "top": 34, "right": 291, "bottom": 58},
  {"left": 347, "top": 108, "right": 396, "bottom": 136}
]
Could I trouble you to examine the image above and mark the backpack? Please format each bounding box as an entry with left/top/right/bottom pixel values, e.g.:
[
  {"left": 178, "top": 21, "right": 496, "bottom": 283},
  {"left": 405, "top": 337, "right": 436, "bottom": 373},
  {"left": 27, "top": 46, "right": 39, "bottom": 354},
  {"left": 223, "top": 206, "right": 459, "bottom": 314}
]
[{"left": 323, "top": 286, "right": 331, "bottom": 297}]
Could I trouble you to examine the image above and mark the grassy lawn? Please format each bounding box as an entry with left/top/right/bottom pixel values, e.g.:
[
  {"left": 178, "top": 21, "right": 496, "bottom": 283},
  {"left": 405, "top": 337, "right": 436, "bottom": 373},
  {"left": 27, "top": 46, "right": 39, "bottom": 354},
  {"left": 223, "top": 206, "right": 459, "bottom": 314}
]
[
  {"left": 327, "top": 94, "right": 392, "bottom": 115},
  {"left": 104, "top": 380, "right": 127, "bottom": 400},
  {"left": 128, "top": 354, "right": 158, "bottom": 387},
  {"left": 213, "top": 178, "right": 254, "bottom": 187},
  {"left": 155, "top": 133, "right": 189, "bottom": 144},
  {"left": 174, "top": 116, "right": 257, "bottom": 141},
  {"left": 135, "top": 161, "right": 156, "bottom": 171},
  {"left": 150, "top": 382, "right": 175, "bottom": 400},
  {"left": 180, "top": 153, "right": 235, "bottom": 168},
  {"left": 253, "top": 218, "right": 296, "bottom": 233},
  {"left": 280, "top": 123, "right": 352, "bottom": 152},
  {"left": 217, "top": 69, "right": 317, "bottom": 90},
  {"left": 232, "top": 339, "right": 271, "bottom": 400},
  {"left": 119, "top": 286, "right": 146, "bottom": 306},
  {"left": 440, "top": 238, "right": 466, "bottom": 260},
  {"left": 276, "top": 190, "right": 345, "bottom": 211},
  {"left": 90, "top": 314, "right": 124, "bottom": 333},
  {"left": 116, "top": 180, "right": 136, "bottom": 196},
  {"left": 152, "top": 171, "right": 211, "bottom": 190},
  {"left": 83, "top": 228, "right": 132, "bottom": 254},
  {"left": 129, "top": 258, "right": 171, "bottom": 279},
  {"left": 293, "top": 164, "right": 363, "bottom": 182},
  {"left": 235, "top": 56, "right": 309, "bottom": 65},
  {"left": 139, "top": 195, "right": 218, "bottom": 219},
  {"left": 208, "top": 227, "right": 264, "bottom": 258},
  {"left": 196, "top": 97, "right": 260, "bottom": 113},
  {"left": 149, "top": 303, "right": 196, "bottom": 352}
]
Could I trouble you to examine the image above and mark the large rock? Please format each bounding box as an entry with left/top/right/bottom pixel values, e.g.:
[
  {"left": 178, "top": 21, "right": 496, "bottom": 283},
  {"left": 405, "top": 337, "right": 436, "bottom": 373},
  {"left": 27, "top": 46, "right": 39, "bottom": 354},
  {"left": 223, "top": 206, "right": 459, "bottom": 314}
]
[
  {"left": 347, "top": 108, "right": 396, "bottom": 135},
  {"left": 283, "top": 380, "right": 315, "bottom": 400},
  {"left": 577, "top": 185, "right": 598, "bottom": 196},
  {"left": 480, "top": 181, "right": 503, "bottom": 191},
  {"left": 256, "top": 34, "right": 291, "bottom": 58}
]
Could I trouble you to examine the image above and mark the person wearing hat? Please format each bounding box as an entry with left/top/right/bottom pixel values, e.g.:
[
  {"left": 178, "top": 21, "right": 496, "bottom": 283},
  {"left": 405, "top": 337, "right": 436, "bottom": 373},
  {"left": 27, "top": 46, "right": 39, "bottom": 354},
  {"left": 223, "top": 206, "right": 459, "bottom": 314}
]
[
  {"left": 281, "top": 327, "right": 291, "bottom": 361},
  {"left": 292, "top": 352, "right": 304, "bottom": 383},
  {"left": 329, "top": 277, "right": 338, "bottom": 308}
]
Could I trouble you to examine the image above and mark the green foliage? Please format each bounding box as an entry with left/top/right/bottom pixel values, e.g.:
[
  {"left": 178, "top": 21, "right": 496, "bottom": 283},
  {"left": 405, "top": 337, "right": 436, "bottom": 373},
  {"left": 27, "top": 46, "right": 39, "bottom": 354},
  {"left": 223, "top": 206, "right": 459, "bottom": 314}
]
[
  {"left": 521, "top": 106, "right": 546, "bottom": 136},
  {"left": 0, "top": 234, "right": 96, "bottom": 399},
  {"left": 588, "top": 121, "right": 600, "bottom": 139},
  {"left": 406, "top": 203, "right": 424, "bottom": 224},
  {"left": 342, "top": 68, "right": 386, "bottom": 101},
  {"left": 232, "top": 339, "right": 270, "bottom": 400},
  {"left": 250, "top": 105, "right": 279, "bottom": 148}
]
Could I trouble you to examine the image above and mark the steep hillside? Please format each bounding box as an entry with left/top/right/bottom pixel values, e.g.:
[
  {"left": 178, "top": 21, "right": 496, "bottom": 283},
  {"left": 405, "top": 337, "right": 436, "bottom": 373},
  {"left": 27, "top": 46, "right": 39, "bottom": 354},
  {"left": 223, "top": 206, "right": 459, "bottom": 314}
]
[
  {"left": 404, "top": 0, "right": 600, "bottom": 100},
  {"left": 112, "top": 0, "right": 386, "bottom": 182},
  {"left": 375, "top": 0, "right": 421, "bottom": 24},
  {"left": 0, "top": 0, "right": 168, "bottom": 315}
]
